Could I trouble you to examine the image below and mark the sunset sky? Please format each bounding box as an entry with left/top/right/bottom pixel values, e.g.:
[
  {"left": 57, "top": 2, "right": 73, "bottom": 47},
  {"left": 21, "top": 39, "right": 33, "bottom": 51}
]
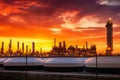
[{"left": 0, "top": 0, "right": 120, "bottom": 53}]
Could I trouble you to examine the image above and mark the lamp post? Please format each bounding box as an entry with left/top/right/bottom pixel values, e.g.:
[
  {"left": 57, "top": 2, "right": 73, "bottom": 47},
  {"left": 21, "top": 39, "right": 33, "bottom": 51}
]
[
  {"left": 92, "top": 45, "right": 98, "bottom": 80},
  {"left": 25, "top": 45, "right": 28, "bottom": 80},
  {"left": 96, "top": 51, "right": 98, "bottom": 80}
]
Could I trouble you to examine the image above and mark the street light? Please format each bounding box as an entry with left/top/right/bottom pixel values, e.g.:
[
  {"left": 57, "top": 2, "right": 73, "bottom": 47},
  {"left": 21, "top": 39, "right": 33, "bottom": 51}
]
[{"left": 25, "top": 45, "right": 28, "bottom": 80}]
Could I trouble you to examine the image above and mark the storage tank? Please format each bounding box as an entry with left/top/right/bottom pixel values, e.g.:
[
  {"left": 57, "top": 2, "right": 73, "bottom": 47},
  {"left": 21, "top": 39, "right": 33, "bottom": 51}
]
[
  {"left": 0, "top": 58, "right": 8, "bottom": 68},
  {"left": 85, "top": 56, "right": 120, "bottom": 73},
  {"left": 44, "top": 57, "right": 87, "bottom": 72},
  {"left": 4, "top": 57, "right": 46, "bottom": 70}
]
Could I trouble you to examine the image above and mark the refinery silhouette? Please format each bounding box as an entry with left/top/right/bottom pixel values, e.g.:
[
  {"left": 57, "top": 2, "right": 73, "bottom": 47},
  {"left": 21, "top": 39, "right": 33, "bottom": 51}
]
[
  {"left": 1, "top": 0, "right": 120, "bottom": 79},
  {"left": 0, "top": 18, "right": 118, "bottom": 57},
  {"left": 0, "top": 18, "right": 120, "bottom": 80},
  {"left": 0, "top": 38, "right": 97, "bottom": 57}
]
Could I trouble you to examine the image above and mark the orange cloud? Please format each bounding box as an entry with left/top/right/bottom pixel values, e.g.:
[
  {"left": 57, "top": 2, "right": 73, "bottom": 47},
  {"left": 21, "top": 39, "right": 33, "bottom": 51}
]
[
  {"left": 60, "top": 14, "right": 119, "bottom": 31},
  {"left": 50, "top": 28, "right": 61, "bottom": 34},
  {"left": 9, "top": 16, "right": 25, "bottom": 23},
  {"left": 0, "top": 0, "right": 120, "bottom": 54}
]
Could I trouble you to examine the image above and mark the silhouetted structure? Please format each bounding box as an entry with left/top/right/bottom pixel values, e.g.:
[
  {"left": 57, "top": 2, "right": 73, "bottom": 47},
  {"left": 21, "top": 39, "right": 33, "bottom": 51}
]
[
  {"left": 26, "top": 45, "right": 28, "bottom": 56},
  {"left": 1, "top": 42, "right": 4, "bottom": 54},
  {"left": 8, "top": 39, "right": 13, "bottom": 55},
  {"left": 59, "top": 42, "right": 62, "bottom": 48},
  {"left": 63, "top": 41, "right": 66, "bottom": 48},
  {"left": 40, "top": 48, "right": 42, "bottom": 57},
  {"left": 22, "top": 43, "right": 24, "bottom": 54},
  {"left": 68, "top": 46, "right": 75, "bottom": 56},
  {"left": 86, "top": 41, "right": 88, "bottom": 50},
  {"left": 14, "top": 41, "right": 22, "bottom": 56},
  {"left": 32, "top": 42, "right": 35, "bottom": 55},
  {"left": 54, "top": 38, "right": 56, "bottom": 47},
  {"left": 17, "top": 41, "right": 19, "bottom": 51},
  {"left": 9, "top": 39, "right": 12, "bottom": 51},
  {"left": 50, "top": 39, "right": 97, "bottom": 57},
  {"left": 106, "top": 18, "right": 113, "bottom": 55},
  {"left": 90, "top": 45, "right": 96, "bottom": 54}
]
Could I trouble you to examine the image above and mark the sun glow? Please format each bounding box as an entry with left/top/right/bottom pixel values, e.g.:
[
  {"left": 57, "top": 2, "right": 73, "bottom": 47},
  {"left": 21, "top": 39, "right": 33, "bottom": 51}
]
[
  {"left": 0, "top": 0, "right": 120, "bottom": 55},
  {"left": 0, "top": 37, "right": 53, "bottom": 52}
]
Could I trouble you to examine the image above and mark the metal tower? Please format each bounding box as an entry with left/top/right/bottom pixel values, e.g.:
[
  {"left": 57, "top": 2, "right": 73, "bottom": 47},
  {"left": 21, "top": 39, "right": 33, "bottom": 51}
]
[{"left": 106, "top": 18, "right": 113, "bottom": 55}]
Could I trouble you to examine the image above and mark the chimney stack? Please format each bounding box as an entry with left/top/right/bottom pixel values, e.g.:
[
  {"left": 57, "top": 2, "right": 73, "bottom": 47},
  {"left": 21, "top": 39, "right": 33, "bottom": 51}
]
[
  {"left": 26, "top": 45, "right": 28, "bottom": 54},
  {"left": 8, "top": 39, "right": 12, "bottom": 54},
  {"left": 86, "top": 41, "right": 88, "bottom": 50},
  {"left": 17, "top": 41, "right": 19, "bottom": 51},
  {"left": 63, "top": 41, "right": 66, "bottom": 48},
  {"left": 59, "top": 42, "right": 62, "bottom": 48},
  {"left": 1, "top": 42, "right": 4, "bottom": 54},
  {"left": 22, "top": 43, "right": 24, "bottom": 54},
  {"left": 54, "top": 38, "right": 56, "bottom": 47},
  {"left": 9, "top": 39, "right": 12, "bottom": 51},
  {"left": 32, "top": 42, "right": 35, "bottom": 54}
]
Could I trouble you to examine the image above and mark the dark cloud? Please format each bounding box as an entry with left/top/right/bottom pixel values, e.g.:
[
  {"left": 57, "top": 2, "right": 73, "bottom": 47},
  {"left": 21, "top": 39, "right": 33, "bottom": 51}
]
[
  {"left": 32, "top": 0, "right": 97, "bottom": 16},
  {"left": 2, "top": 0, "right": 120, "bottom": 18},
  {"left": 20, "top": 5, "right": 56, "bottom": 16},
  {"left": 3, "top": 0, "right": 13, "bottom": 4},
  {"left": 3, "top": 0, "right": 35, "bottom": 4},
  {"left": 1, "top": 0, "right": 120, "bottom": 28}
]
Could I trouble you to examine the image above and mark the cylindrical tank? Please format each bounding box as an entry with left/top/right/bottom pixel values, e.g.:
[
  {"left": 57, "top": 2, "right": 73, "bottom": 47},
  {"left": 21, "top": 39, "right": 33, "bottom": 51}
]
[
  {"left": 85, "top": 56, "right": 120, "bottom": 73},
  {"left": 4, "top": 57, "right": 45, "bottom": 70},
  {"left": 0, "top": 58, "right": 8, "bottom": 68},
  {"left": 44, "top": 57, "right": 87, "bottom": 72}
]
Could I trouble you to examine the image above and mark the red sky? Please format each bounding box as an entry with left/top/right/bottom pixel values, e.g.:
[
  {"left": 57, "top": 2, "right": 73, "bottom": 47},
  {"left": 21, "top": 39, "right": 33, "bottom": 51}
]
[{"left": 0, "top": 0, "right": 120, "bottom": 53}]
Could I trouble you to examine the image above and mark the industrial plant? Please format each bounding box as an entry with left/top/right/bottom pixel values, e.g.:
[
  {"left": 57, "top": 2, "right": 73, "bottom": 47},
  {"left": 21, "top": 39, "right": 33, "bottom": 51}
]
[
  {"left": 0, "top": 18, "right": 120, "bottom": 80},
  {"left": 0, "top": 0, "right": 120, "bottom": 79},
  {"left": 0, "top": 18, "right": 115, "bottom": 57},
  {"left": 0, "top": 39, "right": 97, "bottom": 57}
]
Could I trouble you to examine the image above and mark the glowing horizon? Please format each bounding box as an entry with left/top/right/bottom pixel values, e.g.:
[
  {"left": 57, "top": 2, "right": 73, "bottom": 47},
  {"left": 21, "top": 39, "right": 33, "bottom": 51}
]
[
  {"left": 0, "top": 0, "right": 120, "bottom": 54},
  {"left": 0, "top": 36, "right": 120, "bottom": 54}
]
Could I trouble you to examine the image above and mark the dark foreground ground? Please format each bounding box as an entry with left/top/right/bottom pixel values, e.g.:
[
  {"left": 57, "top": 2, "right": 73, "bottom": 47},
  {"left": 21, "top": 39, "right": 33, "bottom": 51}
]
[{"left": 0, "top": 70, "right": 120, "bottom": 80}]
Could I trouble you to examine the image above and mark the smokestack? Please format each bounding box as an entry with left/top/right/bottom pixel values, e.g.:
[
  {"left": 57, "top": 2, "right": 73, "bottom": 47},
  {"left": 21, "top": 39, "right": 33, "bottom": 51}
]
[
  {"left": 32, "top": 42, "right": 35, "bottom": 54},
  {"left": 75, "top": 45, "right": 78, "bottom": 49},
  {"left": 54, "top": 38, "right": 56, "bottom": 47},
  {"left": 1, "top": 42, "right": 4, "bottom": 54},
  {"left": 8, "top": 39, "right": 12, "bottom": 55},
  {"left": 17, "top": 41, "right": 19, "bottom": 51},
  {"left": 59, "top": 42, "right": 62, "bottom": 48},
  {"left": 9, "top": 39, "right": 12, "bottom": 51},
  {"left": 29, "top": 49, "right": 31, "bottom": 54},
  {"left": 63, "top": 41, "right": 66, "bottom": 48},
  {"left": 22, "top": 43, "right": 24, "bottom": 53},
  {"left": 26, "top": 45, "right": 28, "bottom": 54}
]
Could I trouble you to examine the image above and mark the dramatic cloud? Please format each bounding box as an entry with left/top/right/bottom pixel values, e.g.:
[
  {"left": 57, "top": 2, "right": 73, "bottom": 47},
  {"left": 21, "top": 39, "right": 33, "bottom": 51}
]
[
  {"left": 50, "top": 28, "right": 61, "bottom": 34},
  {"left": 9, "top": 16, "right": 25, "bottom": 23},
  {"left": 0, "top": 0, "right": 120, "bottom": 52}
]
